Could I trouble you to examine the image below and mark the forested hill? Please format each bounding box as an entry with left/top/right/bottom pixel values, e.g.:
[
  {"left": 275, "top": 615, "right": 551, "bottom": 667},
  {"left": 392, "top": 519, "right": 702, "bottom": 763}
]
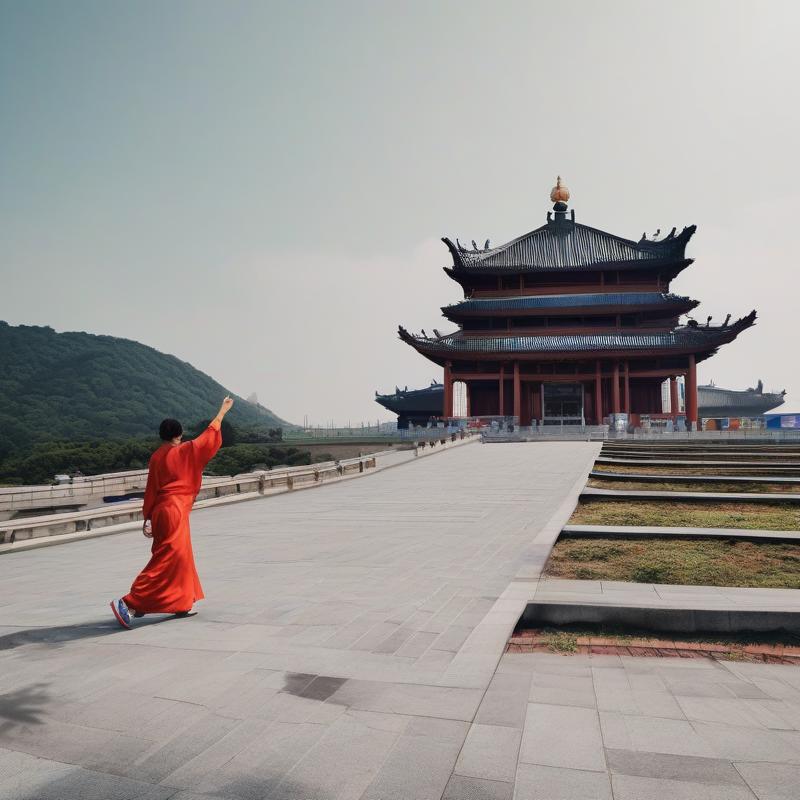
[{"left": 0, "top": 321, "right": 290, "bottom": 457}]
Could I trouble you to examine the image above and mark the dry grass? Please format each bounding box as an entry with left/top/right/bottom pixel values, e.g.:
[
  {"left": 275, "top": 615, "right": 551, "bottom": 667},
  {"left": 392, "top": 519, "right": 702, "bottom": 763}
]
[
  {"left": 518, "top": 623, "right": 800, "bottom": 648},
  {"left": 586, "top": 478, "right": 800, "bottom": 494},
  {"left": 545, "top": 537, "right": 800, "bottom": 588},
  {"left": 569, "top": 499, "right": 800, "bottom": 530},
  {"left": 594, "top": 463, "right": 800, "bottom": 477}
]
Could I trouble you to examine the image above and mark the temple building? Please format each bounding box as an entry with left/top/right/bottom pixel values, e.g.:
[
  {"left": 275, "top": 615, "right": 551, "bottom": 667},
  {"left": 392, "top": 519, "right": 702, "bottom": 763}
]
[
  {"left": 375, "top": 379, "right": 785, "bottom": 429},
  {"left": 398, "top": 178, "right": 757, "bottom": 427}
]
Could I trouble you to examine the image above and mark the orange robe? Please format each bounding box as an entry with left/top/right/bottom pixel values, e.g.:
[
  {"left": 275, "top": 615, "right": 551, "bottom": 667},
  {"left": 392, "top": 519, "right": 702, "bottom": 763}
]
[{"left": 123, "top": 422, "right": 221, "bottom": 613}]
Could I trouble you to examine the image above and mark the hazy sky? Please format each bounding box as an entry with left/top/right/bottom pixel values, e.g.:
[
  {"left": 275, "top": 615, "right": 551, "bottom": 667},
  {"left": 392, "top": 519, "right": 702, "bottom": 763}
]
[{"left": 2, "top": 0, "right": 799, "bottom": 425}]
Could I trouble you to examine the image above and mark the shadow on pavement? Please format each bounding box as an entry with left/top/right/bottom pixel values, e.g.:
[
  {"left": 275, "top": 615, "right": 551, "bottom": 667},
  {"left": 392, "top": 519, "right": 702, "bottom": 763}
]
[
  {"left": 0, "top": 682, "right": 49, "bottom": 733},
  {"left": 0, "top": 614, "right": 177, "bottom": 652}
]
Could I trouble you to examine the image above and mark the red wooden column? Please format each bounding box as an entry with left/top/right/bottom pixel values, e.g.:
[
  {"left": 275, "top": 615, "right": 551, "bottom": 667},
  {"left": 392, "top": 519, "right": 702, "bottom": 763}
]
[
  {"left": 443, "top": 362, "right": 453, "bottom": 418},
  {"left": 594, "top": 361, "right": 603, "bottom": 424},
  {"left": 499, "top": 365, "right": 505, "bottom": 416},
  {"left": 513, "top": 361, "right": 521, "bottom": 421},
  {"left": 623, "top": 361, "right": 631, "bottom": 413},
  {"left": 612, "top": 362, "right": 621, "bottom": 414},
  {"left": 670, "top": 376, "right": 679, "bottom": 416},
  {"left": 686, "top": 354, "right": 698, "bottom": 428}
]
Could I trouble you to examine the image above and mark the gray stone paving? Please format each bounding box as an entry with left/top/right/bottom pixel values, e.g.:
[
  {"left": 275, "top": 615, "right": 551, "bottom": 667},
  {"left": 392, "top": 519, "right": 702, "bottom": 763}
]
[
  {"left": 0, "top": 441, "right": 598, "bottom": 800},
  {"left": 494, "top": 651, "right": 800, "bottom": 799}
]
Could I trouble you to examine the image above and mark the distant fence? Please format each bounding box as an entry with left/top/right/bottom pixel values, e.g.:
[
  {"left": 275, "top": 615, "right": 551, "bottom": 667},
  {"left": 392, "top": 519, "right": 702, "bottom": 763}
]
[
  {"left": 0, "top": 469, "right": 231, "bottom": 518},
  {"left": 283, "top": 426, "right": 465, "bottom": 444}
]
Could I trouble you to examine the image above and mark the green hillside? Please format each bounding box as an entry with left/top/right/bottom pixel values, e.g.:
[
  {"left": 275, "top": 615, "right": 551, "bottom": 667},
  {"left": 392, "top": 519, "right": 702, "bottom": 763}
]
[{"left": 0, "top": 321, "right": 291, "bottom": 457}]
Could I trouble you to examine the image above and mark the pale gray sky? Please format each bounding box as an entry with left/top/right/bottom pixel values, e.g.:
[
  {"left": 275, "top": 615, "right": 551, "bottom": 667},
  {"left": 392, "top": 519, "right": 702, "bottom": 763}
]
[{"left": 2, "top": 0, "right": 799, "bottom": 424}]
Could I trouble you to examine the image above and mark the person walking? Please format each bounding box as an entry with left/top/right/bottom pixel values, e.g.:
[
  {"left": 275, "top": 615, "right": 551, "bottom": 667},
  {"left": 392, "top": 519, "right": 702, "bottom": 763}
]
[{"left": 110, "top": 396, "right": 234, "bottom": 629}]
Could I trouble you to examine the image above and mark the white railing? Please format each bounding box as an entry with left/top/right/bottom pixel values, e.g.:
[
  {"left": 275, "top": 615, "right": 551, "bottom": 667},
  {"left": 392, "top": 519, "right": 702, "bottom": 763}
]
[
  {"left": 0, "top": 432, "right": 478, "bottom": 547},
  {"left": 0, "top": 470, "right": 230, "bottom": 516},
  {"left": 0, "top": 453, "right": 384, "bottom": 545}
]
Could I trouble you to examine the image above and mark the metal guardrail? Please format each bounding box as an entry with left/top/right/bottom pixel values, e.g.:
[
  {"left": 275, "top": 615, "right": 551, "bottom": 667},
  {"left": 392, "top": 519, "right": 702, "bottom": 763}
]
[
  {"left": 0, "top": 471, "right": 230, "bottom": 516},
  {"left": 283, "top": 427, "right": 463, "bottom": 443},
  {"left": 483, "top": 425, "right": 610, "bottom": 442}
]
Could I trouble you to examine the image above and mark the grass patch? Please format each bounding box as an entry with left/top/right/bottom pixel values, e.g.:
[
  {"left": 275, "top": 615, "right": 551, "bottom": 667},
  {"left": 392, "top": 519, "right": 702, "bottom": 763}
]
[
  {"left": 545, "top": 536, "right": 800, "bottom": 588},
  {"left": 587, "top": 478, "right": 800, "bottom": 493},
  {"left": 541, "top": 630, "right": 578, "bottom": 653},
  {"left": 516, "top": 622, "right": 800, "bottom": 648},
  {"left": 594, "top": 463, "right": 800, "bottom": 477},
  {"left": 569, "top": 499, "right": 800, "bottom": 530}
]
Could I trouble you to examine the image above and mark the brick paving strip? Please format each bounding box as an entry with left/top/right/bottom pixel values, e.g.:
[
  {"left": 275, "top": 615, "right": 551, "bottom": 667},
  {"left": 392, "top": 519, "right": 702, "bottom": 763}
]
[{"left": 507, "top": 630, "right": 800, "bottom": 664}]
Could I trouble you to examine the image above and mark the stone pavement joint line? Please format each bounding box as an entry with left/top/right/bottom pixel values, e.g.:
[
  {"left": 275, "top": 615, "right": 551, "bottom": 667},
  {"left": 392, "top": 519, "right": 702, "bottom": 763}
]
[
  {"left": 0, "top": 441, "right": 599, "bottom": 800},
  {"left": 498, "top": 650, "right": 800, "bottom": 800}
]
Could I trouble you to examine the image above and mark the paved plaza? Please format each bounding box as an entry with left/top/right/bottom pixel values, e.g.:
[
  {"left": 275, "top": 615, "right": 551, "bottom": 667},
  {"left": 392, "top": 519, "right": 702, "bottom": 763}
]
[{"left": 1, "top": 441, "right": 799, "bottom": 799}]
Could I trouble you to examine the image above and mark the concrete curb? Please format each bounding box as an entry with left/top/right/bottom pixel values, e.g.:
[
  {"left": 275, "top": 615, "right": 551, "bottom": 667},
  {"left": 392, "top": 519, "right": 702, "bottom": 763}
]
[
  {"left": 581, "top": 486, "right": 800, "bottom": 504},
  {"left": 589, "top": 470, "right": 800, "bottom": 485},
  {"left": 597, "top": 456, "right": 800, "bottom": 469},
  {"left": 561, "top": 523, "right": 800, "bottom": 543},
  {"left": 522, "top": 601, "right": 800, "bottom": 634}
]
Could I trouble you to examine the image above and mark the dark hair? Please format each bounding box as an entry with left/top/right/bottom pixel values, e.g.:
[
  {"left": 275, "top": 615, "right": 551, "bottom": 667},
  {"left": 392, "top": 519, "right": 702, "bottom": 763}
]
[{"left": 159, "top": 418, "right": 183, "bottom": 441}]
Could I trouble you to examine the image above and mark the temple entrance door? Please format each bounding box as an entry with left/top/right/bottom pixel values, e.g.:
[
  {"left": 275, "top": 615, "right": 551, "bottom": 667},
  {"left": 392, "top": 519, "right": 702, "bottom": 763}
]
[{"left": 542, "top": 383, "right": 585, "bottom": 426}]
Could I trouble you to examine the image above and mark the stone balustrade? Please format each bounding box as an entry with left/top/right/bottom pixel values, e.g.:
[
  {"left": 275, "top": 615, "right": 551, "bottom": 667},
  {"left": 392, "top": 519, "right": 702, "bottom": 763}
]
[{"left": 0, "top": 454, "right": 381, "bottom": 546}]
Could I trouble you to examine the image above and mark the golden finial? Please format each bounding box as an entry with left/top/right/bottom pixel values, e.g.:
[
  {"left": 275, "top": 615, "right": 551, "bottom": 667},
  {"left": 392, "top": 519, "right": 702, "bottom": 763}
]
[{"left": 550, "top": 175, "right": 570, "bottom": 204}]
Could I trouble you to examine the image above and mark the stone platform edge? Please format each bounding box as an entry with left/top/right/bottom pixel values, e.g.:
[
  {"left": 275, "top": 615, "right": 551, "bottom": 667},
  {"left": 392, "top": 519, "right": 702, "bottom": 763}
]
[
  {"left": 561, "top": 523, "right": 800, "bottom": 542},
  {"left": 522, "top": 600, "right": 800, "bottom": 634}
]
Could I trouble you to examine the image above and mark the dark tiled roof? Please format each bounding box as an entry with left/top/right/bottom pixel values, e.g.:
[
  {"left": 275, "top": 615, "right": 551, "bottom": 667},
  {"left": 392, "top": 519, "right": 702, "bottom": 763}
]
[
  {"left": 445, "top": 222, "right": 695, "bottom": 272},
  {"left": 399, "top": 313, "right": 757, "bottom": 356},
  {"left": 698, "top": 385, "right": 786, "bottom": 415},
  {"left": 443, "top": 292, "right": 696, "bottom": 316}
]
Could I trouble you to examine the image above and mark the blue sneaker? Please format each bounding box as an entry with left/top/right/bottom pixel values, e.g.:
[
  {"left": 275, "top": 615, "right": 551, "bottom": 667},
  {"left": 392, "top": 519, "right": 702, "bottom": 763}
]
[{"left": 110, "top": 598, "right": 133, "bottom": 629}]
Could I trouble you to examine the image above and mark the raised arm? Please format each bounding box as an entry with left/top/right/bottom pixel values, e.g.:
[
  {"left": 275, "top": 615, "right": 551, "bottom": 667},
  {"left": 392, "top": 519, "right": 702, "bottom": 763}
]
[
  {"left": 191, "top": 396, "right": 234, "bottom": 468},
  {"left": 209, "top": 396, "right": 234, "bottom": 432}
]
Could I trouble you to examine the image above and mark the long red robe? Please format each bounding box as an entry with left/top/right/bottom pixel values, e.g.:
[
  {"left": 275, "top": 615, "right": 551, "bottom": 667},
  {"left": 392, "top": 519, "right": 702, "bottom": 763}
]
[{"left": 123, "top": 422, "right": 221, "bottom": 613}]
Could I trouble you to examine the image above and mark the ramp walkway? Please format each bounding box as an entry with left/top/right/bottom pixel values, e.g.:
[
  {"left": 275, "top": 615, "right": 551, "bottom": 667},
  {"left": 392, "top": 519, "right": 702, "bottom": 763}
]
[{"left": 0, "top": 441, "right": 599, "bottom": 800}]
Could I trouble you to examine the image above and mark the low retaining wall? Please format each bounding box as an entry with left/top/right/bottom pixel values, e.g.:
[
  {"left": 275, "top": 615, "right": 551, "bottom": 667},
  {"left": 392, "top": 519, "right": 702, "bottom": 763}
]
[{"left": 522, "top": 602, "right": 800, "bottom": 634}]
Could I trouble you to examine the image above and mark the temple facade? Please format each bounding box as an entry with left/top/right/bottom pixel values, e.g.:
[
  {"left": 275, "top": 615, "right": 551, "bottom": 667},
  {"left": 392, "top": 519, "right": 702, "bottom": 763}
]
[{"left": 398, "top": 179, "right": 757, "bottom": 427}]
